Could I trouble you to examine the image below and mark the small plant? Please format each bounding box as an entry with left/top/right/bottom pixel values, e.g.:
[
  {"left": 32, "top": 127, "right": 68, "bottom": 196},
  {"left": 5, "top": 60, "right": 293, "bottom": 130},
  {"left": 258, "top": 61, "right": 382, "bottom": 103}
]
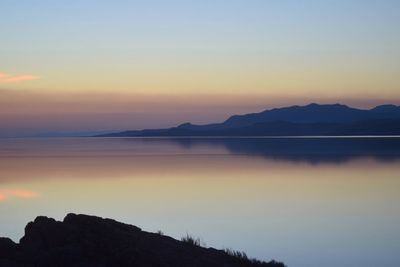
[
  {"left": 156, "top": 230, "right": 164, "bottom": 235},
  {"left": 181, "top": 233, "right": 201, "bottom": 247},
  {"left": 224, "top": 248, "right": 249, "bottom": 261}
]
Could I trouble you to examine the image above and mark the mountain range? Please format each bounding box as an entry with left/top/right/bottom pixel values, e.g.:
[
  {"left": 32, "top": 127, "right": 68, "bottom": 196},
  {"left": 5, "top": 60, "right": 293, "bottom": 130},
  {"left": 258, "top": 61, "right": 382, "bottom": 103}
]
[{"left": 96, "top": 103, "right": 400, "bottom": 137}]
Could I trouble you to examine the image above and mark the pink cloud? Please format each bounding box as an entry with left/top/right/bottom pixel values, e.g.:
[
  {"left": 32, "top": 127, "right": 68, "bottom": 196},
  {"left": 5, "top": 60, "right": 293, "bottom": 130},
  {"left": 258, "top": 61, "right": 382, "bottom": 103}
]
[
  {"left": 0, "top": 71, "right": 40, "bottom": 83},
  {"left": 9, "top": 190, "right": 39, "bottom": 198},
  {"left": 0, "top": 189, "right": 39, "bottom": 201}
]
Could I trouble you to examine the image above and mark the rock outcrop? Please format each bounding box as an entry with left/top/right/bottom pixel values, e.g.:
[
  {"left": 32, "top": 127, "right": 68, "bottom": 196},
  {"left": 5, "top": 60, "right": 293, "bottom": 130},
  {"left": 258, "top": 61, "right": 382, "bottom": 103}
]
[{"left": 0, "top": 214, "right": 285, "bottom": 267}]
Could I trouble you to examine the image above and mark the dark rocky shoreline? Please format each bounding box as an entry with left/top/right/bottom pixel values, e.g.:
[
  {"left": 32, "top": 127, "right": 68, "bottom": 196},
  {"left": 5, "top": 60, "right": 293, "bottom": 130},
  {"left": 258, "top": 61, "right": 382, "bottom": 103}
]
[{"left": 0, "top": 214, "right": 285, "bottom": 267}]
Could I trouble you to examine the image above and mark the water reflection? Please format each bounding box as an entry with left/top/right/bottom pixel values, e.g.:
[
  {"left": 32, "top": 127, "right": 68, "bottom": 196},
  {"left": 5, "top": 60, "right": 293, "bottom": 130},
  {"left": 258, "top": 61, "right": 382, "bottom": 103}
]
[
  {"left": 3, "top": 137, "right": 400, "bottom": 164},
  {"left": 0, "top": 137, "right": 399, "bottom": 267},
  {"left": 167, "top": 137, "right": 400, "bottom": 164}
]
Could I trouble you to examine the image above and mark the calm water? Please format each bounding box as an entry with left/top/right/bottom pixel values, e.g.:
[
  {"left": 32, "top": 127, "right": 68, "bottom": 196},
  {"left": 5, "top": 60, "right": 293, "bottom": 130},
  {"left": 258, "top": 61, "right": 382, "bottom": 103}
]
[{"left": 1, "top": 137, "right": 400, "bottom": 267}]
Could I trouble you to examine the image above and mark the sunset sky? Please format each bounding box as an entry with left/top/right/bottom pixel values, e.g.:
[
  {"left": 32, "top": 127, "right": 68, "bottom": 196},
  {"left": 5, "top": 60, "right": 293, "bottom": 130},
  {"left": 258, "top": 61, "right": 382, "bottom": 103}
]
[{"left": 1, "top": 0, "right": 400, "bottom": 136}]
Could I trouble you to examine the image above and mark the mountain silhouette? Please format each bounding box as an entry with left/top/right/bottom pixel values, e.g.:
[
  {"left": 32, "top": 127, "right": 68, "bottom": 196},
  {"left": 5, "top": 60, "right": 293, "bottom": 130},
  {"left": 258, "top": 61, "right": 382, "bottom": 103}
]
[
  {"left": 96, "top": 103, "right": 400, "bottom": 137},
  {"left": 0, "top": 214, "right": 284, "bottom": 267},
  {"left": 223, "top": 103, "right": 400, "bottom": 126}
]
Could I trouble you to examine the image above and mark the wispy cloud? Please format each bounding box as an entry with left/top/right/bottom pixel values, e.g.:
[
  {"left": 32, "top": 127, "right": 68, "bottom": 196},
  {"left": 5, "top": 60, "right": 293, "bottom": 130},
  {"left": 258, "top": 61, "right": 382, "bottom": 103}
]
[
  {"left": 0, "top": 71, "right": 40, "bottom": 83},
  {"left": 0, "top": 189, "right": 39, "bottom": 201}
]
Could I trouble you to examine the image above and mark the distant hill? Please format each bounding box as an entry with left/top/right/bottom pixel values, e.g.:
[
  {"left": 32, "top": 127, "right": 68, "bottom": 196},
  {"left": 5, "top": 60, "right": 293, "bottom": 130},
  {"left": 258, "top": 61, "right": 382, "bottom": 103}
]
[
  {"left": 0, "top": 214, "right": 284, "bottom": 267},
  {"left": 96, "top": 103, "right": 400, "bottom": 137}
]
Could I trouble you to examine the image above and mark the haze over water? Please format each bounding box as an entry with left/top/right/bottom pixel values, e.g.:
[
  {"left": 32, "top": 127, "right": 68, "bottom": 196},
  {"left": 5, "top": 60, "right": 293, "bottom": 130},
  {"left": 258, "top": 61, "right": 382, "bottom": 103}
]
[{"left": 1, "top": 137, "right": 399, "bottom": 267}]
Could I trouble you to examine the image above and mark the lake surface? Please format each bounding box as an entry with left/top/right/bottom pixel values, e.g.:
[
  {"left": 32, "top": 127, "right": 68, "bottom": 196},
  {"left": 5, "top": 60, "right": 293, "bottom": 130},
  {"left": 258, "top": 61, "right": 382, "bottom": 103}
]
[{"left": 1, "top": 137, "right": 400, "bottom": 267}]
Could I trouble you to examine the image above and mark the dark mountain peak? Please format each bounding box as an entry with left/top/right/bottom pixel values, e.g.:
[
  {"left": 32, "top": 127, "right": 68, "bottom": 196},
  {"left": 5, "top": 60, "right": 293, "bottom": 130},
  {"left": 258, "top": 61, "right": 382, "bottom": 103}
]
[
  {"left": 178, "top": 122, "right": 194, "bottom": 128},
  {"left": 304, "top": 103, "right": 350, "bottom": 109},
  {"left": 253, "top": 103, "right": 352, "bottom": 114},
  {"left": 371, "top": 104, "right": 400, "bottom": 113},
  {"left": 306, "top": 103, "right": 319, "bottom": 107},
  {"left": 1, "top": 214, "right": 284, "bottom": 267},
  {"left": 306, "top": 102, "right": 321, "bottom": 107},
  {"left": 224, "top": 103, "right": 364, "bottom": 126}
]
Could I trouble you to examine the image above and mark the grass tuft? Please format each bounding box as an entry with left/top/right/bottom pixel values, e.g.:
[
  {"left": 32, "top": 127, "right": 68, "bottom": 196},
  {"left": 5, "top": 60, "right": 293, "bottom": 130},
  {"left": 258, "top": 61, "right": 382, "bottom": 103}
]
[
  {"left": 224, "top": 248, "right": 284, "bottom": 266},
  {"left": 181, "top": 233, "right": 201, "bottom": 247}
]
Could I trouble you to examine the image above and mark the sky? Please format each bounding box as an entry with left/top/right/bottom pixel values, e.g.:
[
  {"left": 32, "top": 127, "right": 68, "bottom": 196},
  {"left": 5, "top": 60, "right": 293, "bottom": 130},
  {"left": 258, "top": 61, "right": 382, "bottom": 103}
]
[{"left": 1, "top": 0, "right": 400, "bottom": 136}]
